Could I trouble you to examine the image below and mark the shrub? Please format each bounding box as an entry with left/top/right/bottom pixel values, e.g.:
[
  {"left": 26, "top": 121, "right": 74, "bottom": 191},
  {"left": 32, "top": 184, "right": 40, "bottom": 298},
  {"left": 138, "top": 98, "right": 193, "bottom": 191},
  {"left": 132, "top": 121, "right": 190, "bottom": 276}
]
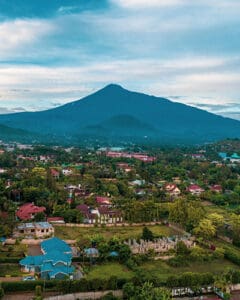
[{"left": 167, "top": 256, "right": 189, "bottom": 267}]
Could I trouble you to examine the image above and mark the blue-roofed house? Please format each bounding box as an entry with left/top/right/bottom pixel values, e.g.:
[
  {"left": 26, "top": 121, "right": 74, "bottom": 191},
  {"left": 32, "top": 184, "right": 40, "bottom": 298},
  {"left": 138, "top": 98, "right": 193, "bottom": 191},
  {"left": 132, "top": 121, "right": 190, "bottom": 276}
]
[
  {"left": 20, "top": 237, "right": 74, "bottom": 280},
  {"left": 230, "top": 153, "right": 240, "bottom": 163},
  {"left": 218, "top": 152, "right": 227, "bottom": 159}
]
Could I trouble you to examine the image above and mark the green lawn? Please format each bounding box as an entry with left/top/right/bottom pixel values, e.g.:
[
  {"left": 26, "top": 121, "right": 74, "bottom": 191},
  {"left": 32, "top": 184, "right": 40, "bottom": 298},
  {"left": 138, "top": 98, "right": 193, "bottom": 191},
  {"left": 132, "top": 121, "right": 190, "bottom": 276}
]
[
  {"left": 138, "top": 259, "right": 240, "bottom": 281},
  {"left": 85, "top": 262, "right": 134, "bottom": 280},
  {"left": 54, "top": 224, "right": 178, "bottom": 241},
  {"left": 0, "top": 264, "right": 22, "bottom": 277},
  {"left": 204, "top": 204, "right": 231, "bottom": 219}
]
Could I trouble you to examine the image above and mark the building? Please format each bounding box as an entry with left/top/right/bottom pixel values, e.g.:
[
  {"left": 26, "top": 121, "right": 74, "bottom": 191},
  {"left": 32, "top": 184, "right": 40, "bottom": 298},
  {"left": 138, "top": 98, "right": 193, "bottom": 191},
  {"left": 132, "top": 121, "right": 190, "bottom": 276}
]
[
  {"left": 14, "top": 222, "right": 54, "bottom": 238},
  {"left": 20, "top": 237, "right": 74, "bottom": 280},
  {"left": 16, "top": 203, "right": 46, "bottom": 220},
  {"left": 62, "top": 168, "right": 73, "bottom": 176},
  {"left": 210, "top": 185, "right": 222, "bottom": 193},
  {"left": 76, "top": 204, "right": 122, "bottom": 224},
  {"left": 187, "top": 184, "right": 205, "bottom": 196},
  {"left": 164, "top": 183, "right": 181, "bottom": 198},
  {"left": 96, "top": 196, "right": 112, "bottom": 206},
  {"left": 50, "top": 169, "right": 60, "bottom": 179}
]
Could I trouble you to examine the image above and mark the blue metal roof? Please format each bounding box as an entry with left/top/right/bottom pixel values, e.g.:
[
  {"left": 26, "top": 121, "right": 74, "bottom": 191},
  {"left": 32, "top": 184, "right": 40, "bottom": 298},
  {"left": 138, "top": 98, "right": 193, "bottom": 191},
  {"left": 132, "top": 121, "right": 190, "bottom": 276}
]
[
  {"left": 41, "top": 237, "right": 71, "bottom": 254},
  {"left": 20, "top": 255, "right": 43, "bottom": 266},
  {"left": 48, "top": 265, "right": 74, "bottom": 278},
  {"left": 109, "top": 251, "right": 119, "bottom": 257},
  {"left": 84, "top": 248, "right": 99, "bottom": 256}
]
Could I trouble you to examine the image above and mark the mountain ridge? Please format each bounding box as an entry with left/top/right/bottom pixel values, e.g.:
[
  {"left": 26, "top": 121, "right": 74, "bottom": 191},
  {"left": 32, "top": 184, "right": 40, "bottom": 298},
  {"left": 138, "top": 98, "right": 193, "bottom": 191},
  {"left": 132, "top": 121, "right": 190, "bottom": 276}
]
[{"left": 0, "top": 84, "right": 239, "bottom": 145}]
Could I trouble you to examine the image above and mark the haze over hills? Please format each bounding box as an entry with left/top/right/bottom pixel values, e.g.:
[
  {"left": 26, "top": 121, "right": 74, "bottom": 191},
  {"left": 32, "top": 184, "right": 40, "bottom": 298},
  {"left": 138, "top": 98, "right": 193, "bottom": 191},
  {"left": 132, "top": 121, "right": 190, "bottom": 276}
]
[{"left": 0, "top": 84, "right": 240, "bottom": 145}]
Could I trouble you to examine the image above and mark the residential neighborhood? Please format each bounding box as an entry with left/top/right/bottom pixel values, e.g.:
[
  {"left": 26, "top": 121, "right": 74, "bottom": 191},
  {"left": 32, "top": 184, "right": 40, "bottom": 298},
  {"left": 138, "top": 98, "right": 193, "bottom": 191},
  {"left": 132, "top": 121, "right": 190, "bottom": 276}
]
[{"left": 0, "top": 140, "right": 240, "bottom": 299}]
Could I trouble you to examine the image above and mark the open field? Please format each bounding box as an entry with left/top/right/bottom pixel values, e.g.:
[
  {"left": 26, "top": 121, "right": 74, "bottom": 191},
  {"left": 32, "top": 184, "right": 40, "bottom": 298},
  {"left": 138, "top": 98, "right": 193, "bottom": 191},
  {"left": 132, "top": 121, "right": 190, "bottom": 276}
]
[
  {"left": 85, "top": 262, "right": 134, "bottom": 280},
  {"left": 54, "top": 224, "right": 178, "bottom": 241},
  {"left": 204, "top": 204, "right": 231, "bottom": 218},
  {"left": 138, "top": 258, "right": 240, "bottom": 281}
]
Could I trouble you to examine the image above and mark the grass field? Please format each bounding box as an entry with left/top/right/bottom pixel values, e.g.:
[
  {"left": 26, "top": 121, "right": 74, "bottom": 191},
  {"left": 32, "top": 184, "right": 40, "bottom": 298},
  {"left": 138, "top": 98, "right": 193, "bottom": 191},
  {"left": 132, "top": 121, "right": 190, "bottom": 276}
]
[
  {"left": 138, "top": 258, "right": 240, "bottom": 281},
  {"left": 85, "top": 262, "right": 134, "bottom": 280},
  {"left": 54, "top": 224, "right": 178, "bottom": 241},
  {"left": 204, "top": 204, "right": 231, "bottom": 219},
  {"left": 0, "top": 264, "right": 22, "bottom": 277}
]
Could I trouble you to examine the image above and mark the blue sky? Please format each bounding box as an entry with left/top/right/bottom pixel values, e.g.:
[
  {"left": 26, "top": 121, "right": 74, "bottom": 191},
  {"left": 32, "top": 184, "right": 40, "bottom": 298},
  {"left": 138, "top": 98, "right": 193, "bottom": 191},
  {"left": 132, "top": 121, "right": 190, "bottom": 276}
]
[{"left": 0, "top": 0, "right": 240, "bottom": 119}]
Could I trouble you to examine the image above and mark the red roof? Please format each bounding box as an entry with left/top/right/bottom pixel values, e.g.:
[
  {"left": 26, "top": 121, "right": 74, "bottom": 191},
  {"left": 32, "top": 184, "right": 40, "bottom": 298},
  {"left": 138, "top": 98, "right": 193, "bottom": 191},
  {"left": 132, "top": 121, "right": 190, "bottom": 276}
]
[
  {"left": 96, "top": 196, "right": 111, "bottom": 205},
  {"left": 165, "top": 183, "right": 178, "bottom": 192},
  {"left": 47, "top": 217, "right": 64, "bottom": 222},
  {"left": 210, "top": 184, "right": 222, "bottom": 192},
  {"left": 50, "top": 169, "right": 59, "bottom": 176},
  {"left": 187, "top": 184, "right": 204, "bottom": 192},
  {"left": 16, "top": 203, "right": 46, "bottom": 220}
]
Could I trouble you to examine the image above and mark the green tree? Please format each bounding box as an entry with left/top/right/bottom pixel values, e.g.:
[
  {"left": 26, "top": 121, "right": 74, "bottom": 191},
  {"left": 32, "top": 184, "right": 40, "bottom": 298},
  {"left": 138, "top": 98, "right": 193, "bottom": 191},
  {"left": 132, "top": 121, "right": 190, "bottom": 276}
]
[
  {"left": 194, "top": 219, "right": 216, "bottom": 240},
  {"left": 142, "top": 227, "right": 154, "bottom": 241}
]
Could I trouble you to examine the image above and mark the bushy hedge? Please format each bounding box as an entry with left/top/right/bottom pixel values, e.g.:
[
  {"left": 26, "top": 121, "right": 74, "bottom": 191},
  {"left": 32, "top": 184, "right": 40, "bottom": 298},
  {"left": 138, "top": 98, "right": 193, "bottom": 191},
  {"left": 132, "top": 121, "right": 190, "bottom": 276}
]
[
  {"left": 165, "top": 272, "right": 214, "bottom": 288},
  {"left": 0, "top": 257, "right": 21, "bottom": 263},
  {"left": 2, "top": 280, "right": 57, "bottom": 292},
  {"left": 2, "top": 277, "right": 128, "bottom": 293},
  {"left": 224, "top": 246, "right": 240, "bottom": 265}
]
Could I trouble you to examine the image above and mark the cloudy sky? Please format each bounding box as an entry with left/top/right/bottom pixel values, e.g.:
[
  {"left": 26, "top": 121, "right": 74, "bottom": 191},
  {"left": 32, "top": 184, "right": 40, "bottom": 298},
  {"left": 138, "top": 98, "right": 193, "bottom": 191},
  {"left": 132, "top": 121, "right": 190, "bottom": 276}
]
[{"left": 0, "top": 0, "right": 240, "bottom": 119}]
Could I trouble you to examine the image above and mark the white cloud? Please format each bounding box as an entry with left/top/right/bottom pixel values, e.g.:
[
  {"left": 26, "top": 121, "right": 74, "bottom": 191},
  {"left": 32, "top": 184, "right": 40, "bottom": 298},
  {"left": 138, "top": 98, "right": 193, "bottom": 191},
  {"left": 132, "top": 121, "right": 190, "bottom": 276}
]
[
  {"left": 0, "top": 56, "right": 238, "bottom": 112},
  {"left": 111, "top": 0, "right": 187, "bottom": 9},
  {"left": 0, "top": 19, "right": 54, "bottom": 58}
]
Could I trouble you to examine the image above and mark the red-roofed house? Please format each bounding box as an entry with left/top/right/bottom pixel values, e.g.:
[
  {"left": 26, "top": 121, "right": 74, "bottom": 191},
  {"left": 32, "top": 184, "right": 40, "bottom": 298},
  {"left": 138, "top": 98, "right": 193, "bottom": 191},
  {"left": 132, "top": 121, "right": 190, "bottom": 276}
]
[
  {"left": 16, "top": 203, "right": 46, "bottom": 220},
  {"left": 96, "top": 196, "right": 112, "bottom": 206},
  {"left": 187, "top": 184, "right": 205, "bottom": 196},
  {"left": 164, "top": 183, "right": 181, "bottom": 197},
  {"left": 50, "top": 169, "right": 60, "bottom": 180},
  {"left": 210, "top": 185, "right": 222, "bottom": 193}
]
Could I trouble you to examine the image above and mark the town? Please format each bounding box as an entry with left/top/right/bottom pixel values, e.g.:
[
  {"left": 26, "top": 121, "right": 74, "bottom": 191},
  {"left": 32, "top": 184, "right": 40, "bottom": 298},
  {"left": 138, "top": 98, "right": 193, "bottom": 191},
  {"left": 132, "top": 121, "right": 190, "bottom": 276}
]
[{"left": 0, "top": 139, "right": 240, "bottom": 299}]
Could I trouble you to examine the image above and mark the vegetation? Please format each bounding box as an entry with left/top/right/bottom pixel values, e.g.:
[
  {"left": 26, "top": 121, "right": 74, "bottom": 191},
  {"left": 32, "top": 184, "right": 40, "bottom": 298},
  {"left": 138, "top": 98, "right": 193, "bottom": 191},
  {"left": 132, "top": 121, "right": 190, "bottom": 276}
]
[{"left": 1, "top": 140, "right": 240, "bottom": 297}]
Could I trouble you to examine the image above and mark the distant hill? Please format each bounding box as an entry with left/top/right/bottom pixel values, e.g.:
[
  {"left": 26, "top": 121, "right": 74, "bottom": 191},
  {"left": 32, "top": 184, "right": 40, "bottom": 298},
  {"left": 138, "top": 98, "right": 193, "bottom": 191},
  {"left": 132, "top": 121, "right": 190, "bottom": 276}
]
[
  {"left": 0, "top": 124, "right": 36, "bottom": 142},
  {"left": 0, "top": 84, "right": 240, "bottom": 145}
]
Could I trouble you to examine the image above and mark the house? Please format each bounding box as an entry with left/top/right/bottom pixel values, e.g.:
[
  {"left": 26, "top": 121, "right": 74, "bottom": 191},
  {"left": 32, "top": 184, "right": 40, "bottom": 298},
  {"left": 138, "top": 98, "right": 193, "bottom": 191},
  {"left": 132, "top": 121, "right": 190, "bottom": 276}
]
[
  {"left": 96, "top": 196, "right": 112, "bottom": 206},
  {"left": 210, "top": 185, "right": 222, "bottom": 193},
  {"left": 14, "top": 222, "right": 54, "bottom": 238},
  {"left": 230, "top": 153, "right": 240, "bottom": 163},
  {"left": 218, "top": 152, "right": 227, "bottom": 159},
  {"left": 76, "top": 204, "right": 91, "bottom": 223},
  {"left": 130, "top": 179, "right": 146, "bottom": 186},
  {"left": 191, "top": 154, "right": 205, "bottom": 160},
  {"left": 62, "top": 168, "right": 73, "bottom": 176},
  {"left": 50, "top": 169, "right": 60, "bottom": 179},
  {"left": 187, "top": 184, "right": 205, "bottom": 196},
  {"left": 98, "top": 207, "right": 122, "bottom": 224},
  {"left": 117, "top": 163, "right": 133, "bottom": 173},
  {"left": 20, "top": 237, "right": 74, "bottom": 280},
  {"left": 76, "top": 204, "right": 122, "bottom": 224},
  {"left": 164, "top": 183, "right": 181, "bottom": 198},
  {"left": 16, "top": 203, "right": 46, "bottom": 220}
]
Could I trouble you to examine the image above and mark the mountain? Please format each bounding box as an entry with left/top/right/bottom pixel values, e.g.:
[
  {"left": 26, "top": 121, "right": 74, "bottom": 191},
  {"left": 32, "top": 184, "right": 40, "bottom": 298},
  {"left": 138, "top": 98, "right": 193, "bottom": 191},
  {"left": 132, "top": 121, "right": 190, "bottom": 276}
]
[{"left": 0, "top": 84, "right": 240, "bottom": 145}]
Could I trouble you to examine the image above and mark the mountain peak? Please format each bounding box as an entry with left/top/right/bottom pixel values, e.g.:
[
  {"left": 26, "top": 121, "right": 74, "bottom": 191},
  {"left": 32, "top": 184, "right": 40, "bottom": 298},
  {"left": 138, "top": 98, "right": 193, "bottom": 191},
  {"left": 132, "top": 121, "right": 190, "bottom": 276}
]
[{"left": 103, "top": 83, "right": 125, "bottom": 91}]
